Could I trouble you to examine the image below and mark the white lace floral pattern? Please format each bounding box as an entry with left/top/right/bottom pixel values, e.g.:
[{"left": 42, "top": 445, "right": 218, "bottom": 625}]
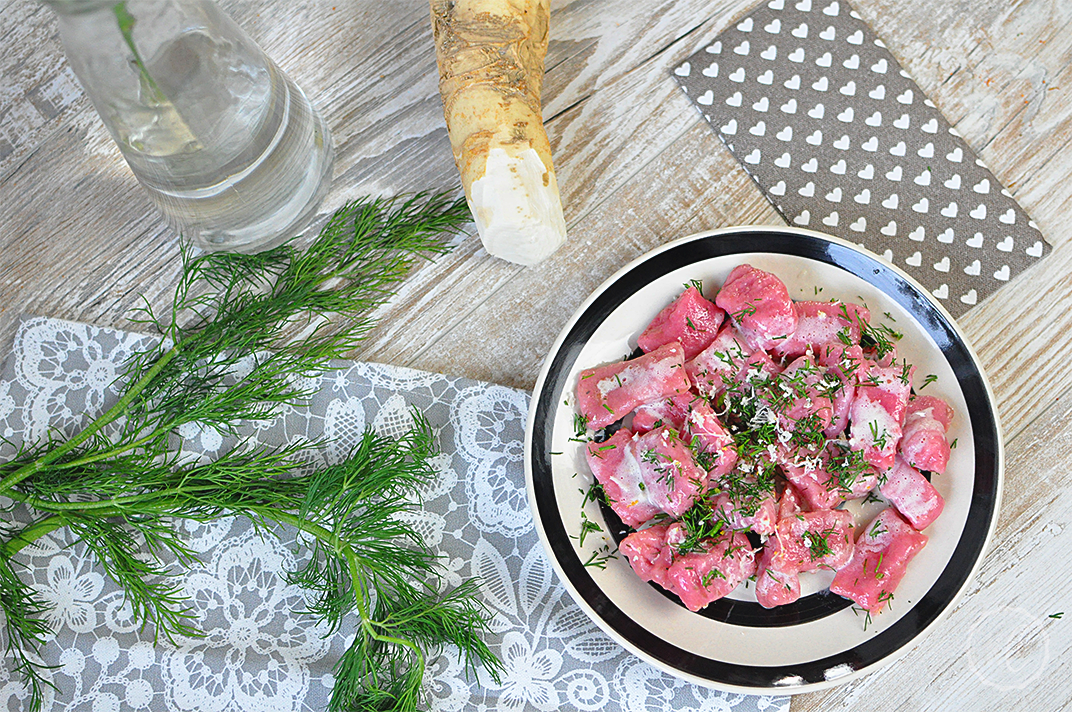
[{"left": 0, "top": 316, "right": 788, "bottom": 712}]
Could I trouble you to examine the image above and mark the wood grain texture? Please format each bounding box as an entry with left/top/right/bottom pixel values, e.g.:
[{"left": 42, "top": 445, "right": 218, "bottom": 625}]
[
  {"left": 790, "top": 375, "right": 1072, "bottom": 712},
  {"left": 2, "top": 1, "right": 1072, "bottom": 708}
]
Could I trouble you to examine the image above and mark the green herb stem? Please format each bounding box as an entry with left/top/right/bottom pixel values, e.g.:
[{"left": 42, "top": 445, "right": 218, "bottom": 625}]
[
  {"left": 0, "top": 192, "right": 492, "bottom": 712},
  {"left": 0, "top": 344, "right": 181, "bottom": 495}
]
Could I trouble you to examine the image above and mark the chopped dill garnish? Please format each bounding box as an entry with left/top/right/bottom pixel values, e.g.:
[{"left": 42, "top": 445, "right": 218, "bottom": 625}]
[
  {"left": 574, "top": 511, "right": 604, "bottom": 548},
  {"left": 582, "top": 546, "right": 618, "bottom": 570},
  {"left": 573, "top": 413, "right": 590, "bottom": 437},
  {"left": 701, "top": 568, "right": 727, "bottom": 586}
]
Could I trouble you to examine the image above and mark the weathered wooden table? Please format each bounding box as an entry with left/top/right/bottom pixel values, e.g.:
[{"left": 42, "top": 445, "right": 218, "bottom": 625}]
[{"left": 2, "top": 0, "right": 1069, "bottom": 709}]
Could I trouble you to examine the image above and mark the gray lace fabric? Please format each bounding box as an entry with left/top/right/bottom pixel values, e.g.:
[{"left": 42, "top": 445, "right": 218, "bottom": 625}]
[{"left": 0, "top": 315, "right": 788, "bottom": 712}]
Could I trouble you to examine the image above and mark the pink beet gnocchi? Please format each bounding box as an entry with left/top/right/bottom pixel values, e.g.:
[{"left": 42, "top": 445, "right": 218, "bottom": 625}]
[
  {"left": 637, "top": 285, "right": 725, "bottom": 360},
  {"left": 573, "top": 265, "right": 954, "bottom": 617}
]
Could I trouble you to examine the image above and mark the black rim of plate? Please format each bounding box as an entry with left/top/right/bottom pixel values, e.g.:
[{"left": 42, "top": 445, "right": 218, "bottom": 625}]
[{"left": 529, "top": 229, "right": 1000, "bottom": 689}]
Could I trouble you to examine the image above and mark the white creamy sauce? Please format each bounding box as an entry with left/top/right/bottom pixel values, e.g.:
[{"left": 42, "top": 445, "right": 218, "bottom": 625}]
[{"left": 610, "top": 447, "right": 652, "bottom": 508}]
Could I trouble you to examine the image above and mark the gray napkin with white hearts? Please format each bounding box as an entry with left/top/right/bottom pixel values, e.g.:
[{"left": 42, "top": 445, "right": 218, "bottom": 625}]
[
  {"left": 0, "top": 315, "right": 789, "bottom": 712},
  {"left": 672, "top": 0, "right": 1051, "bottom": 316}
]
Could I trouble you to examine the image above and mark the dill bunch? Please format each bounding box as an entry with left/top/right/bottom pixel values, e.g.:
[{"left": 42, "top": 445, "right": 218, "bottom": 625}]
[{"left": 0, "top": 192, "right": 502, "bottom": 712}]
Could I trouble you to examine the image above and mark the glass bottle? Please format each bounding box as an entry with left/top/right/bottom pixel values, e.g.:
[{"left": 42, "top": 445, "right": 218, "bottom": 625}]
[{"left": 42, "top": 0, "right": 335, "bottom": 253}]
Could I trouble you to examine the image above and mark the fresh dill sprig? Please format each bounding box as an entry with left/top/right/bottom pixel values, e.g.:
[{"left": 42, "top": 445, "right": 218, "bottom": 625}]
[{"left": 0, "top": 192, "right": 501, "bottom": 712}]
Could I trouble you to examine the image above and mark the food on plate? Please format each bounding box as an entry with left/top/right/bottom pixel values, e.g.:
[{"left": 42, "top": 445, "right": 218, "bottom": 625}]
[
  {"left": 830, "top": 508, "right": 929, "bottom": 613},
  {"left": 430, "top": 0, "right": 567, "bottom": 266},
  {"left": 574, "top": 265, "right": 954, "bottom": 616}
]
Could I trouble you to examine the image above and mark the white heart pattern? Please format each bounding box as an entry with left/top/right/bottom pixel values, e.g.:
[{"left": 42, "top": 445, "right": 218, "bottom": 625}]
[{"left": 670, "top": 0, "right": 1050, "bottom": 315}]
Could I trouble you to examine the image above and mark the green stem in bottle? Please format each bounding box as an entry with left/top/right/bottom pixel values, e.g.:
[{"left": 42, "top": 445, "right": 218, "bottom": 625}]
[{"left": 113, "top": 1, "right": 168, "bottom": 104}]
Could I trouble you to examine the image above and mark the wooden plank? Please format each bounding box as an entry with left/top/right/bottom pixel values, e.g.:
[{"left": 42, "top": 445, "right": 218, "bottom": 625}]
[
  {"left": 345, "top": 3, "right": 753, "bottom": 368},
  {"left": 0, "top": 0, "right": 756, "bottom": 353},
  {"left": 0, "top": 1, "right": 88, "bottom": 182},
  {"left": 791, "top": 377, "right": 1072, "bottom": 712},
  {"left": 397, "top": 118, "right": 783, "bottom": 388}
]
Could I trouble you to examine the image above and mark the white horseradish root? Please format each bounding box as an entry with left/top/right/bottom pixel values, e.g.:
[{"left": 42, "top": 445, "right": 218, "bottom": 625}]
[{"left": 430, "top": 0, "right": 567, "bottom": 266}]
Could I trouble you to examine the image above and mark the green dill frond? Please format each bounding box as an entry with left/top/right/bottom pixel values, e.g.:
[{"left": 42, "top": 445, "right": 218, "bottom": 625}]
[{"left": 0, "top": 191, "right": 496, "bottom": 712}]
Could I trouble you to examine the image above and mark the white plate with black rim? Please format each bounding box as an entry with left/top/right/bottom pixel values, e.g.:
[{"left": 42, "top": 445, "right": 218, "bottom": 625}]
[{"left": 524, "top": 226, "right": 1002, "bottom": 694}]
